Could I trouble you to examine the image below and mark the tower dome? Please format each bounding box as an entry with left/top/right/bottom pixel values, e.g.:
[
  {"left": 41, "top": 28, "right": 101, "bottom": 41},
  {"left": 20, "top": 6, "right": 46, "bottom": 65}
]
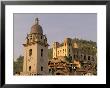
[{"left": 30, "top": 18, "right": 43, "bottom": 34}]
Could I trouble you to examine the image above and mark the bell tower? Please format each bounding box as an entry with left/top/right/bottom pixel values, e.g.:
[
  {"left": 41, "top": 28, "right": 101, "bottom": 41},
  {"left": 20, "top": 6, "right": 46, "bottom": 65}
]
[{"left": 23, "top": 18, "right": 49, "bottom": 75}]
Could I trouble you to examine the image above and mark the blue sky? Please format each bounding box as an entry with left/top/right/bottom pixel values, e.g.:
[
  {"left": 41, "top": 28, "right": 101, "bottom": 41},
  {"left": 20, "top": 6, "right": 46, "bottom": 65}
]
[{"left": 14, "top": 13, "right": 97, "bottom": 60}]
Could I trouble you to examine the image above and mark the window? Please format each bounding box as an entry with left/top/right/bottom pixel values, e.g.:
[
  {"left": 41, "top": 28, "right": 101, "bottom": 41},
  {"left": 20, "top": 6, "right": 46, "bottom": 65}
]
[
  {"left": 69, "top": 43, "right": 71, "bottom": 46},
  {"left": 81, "top": 55, "right": 82, "bottom": 58},
  {"left": 74, "top": 55, "right": 75, "bottom": 58},
  {"left": 29, "top": 66, "right": 31, "bottom": 71},
  {"left": 27, "top": 39, "right": 29, "bottom": 43},
  {"left": 84, "top": 55, "right": 86, "bottom": 60},
  {"left": 77, "top": 55, "right": 78, "bottom": 58},
  {"left": 65, "top": 49, "right": 66, "bottom": 52},
  {"left": 41, "top": 66, "right": 43, "bottom": 71},
  {"left": 49, "top": 69, "right": 51, "bottom": 73},
  {"left": 41, "top": 49, "right": 43, "bottom": 56},
  {"left": 30, "top": 35, "right": 32, "bottom": 38},
  {"left": 63, "top": 49, "right": 64, "bottom": 53},
  {"left": 30, "top": 35, "right": 32, "bottom": 40},
  {"left": 65, "top": 43, "right": 66, "bottom": 46},
  {"left": 41, "top": 36, "right": 42, "bottom": 39},
  {"left": 29, "top": 49, "right": 32, "bottom": 56},
  {"left": 88, "top": 56, "right": 90, "bottom": 60}
]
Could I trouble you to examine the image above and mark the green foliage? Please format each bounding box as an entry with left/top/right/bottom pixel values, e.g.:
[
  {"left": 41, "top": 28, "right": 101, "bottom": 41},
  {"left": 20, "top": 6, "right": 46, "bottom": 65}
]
[
  {"left": 73, "top": 38, "right": 97, "bottom": 55},
  {"left": 48, "top": 48, "right": 53, "bottom": 60},
  {"left": 13, "top": 55, "right": 24, "bottom": 75},
  {"left": 64, "top": 56, "right": 72, "bottom": 63}
]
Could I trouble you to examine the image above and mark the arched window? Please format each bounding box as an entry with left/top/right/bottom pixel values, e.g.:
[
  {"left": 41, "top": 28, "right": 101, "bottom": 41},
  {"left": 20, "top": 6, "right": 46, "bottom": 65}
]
[
  {"left": 29, "top": 66, "right": 31, "bottom": 71},
  {"left": 84, "top": 55, "right": 86, "bottom": 60},
  {"left": 74, "top": 55, "right": 75, "bottom": 58},
  {"left": 41, "top": 66, "right": 43, "bottom": 71},
  {"left": 29, "top": 49, "right": 32, "bottom": 56},
  {"left": 81, "top": 55, "right": 82, "bottom": 58},
  {"left": 41, "top": 36, "right": 42, "bottom": 39},
  {"left": 88, "top": 56, "right": 90, "bottom": 60},
  {"left": 49, "top": 69, "right": 51, "bottom": 73},
  {"left": 41, "top": 49, "right": 43, "bottom": 56}
]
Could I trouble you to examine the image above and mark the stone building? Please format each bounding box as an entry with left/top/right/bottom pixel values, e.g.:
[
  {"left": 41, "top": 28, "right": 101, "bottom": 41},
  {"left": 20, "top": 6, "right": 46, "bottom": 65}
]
[
  {"left": 22, "top": 18, "right": 49, "bottom": 75},
  {"left": 53, "top": 38, "right": 79, "bottom": 60},
  {"left": 53, "top": 38, "right": 78, "bottom": 58},
  {"left": 53, "top": 38, "right": 96, "bottom": 62},
  {"left": 51, "top": 38, "right": 97, "bottom": 75}
]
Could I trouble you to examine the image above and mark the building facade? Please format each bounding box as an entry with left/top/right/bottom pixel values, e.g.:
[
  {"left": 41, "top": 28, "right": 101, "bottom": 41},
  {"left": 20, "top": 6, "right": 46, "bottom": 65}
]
[
  {"left": 51, "top": 38, "right": 97, "bottom": 75},
  {"left": 22, "top": 18, "right": 49, "bottom": 75},
  {"left": 53, "top": 38, "right": 96, "bottom": 62},
  {"left": 53, "top": 38, "right": 79, "bottom": 60}
]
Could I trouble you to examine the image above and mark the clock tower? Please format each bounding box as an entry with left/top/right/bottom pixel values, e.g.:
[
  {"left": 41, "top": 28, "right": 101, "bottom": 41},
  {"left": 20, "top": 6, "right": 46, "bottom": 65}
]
[{"left": 23, "top": 18, "right": 49, "bottom": 75}]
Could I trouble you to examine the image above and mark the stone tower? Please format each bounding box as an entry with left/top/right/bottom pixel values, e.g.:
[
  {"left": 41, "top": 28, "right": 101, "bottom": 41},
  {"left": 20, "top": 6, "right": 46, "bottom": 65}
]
[
  {"left": 53, "top": 42, "right": 59, "bottom": 58},
  {"left": 23, "top": 18, "right": 49, "bottom": 75}
]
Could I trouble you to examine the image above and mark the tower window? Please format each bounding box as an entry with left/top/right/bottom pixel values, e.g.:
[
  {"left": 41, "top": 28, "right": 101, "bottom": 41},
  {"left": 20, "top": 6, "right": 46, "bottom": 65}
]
[
  {"left": 63, "top": 49, "right": 64, "bottom": 53},
  {"left": 77, "top": 55, "right": 78, "bottom": 58},
  {"left": 29, "top": 49, "right": 32, "bottom": 56},
  {"left": 88, "top": 56, "right": 90, "bottom": 60},
  {"left": 74, "top": 55, "right": 75, "bottom": 58},
  {"left": 84, "top": 55, "right": 86, "bottom": 60},
  {"left": 41, "top": 36, "right": 42, "bottom": 39},
  {"left": 81, "top": 55, "right": 82, "bottom": 58},
  {"left": 69, "top": 43, "right": 71, "bottom": 46},
  {"left": 30, "top": 35, "right": 32, "bottom": 38},
  {"left": 41, "top": 66, "right": 43, "bottom": 71},
  {"left": 49, "top": 69, "right": 51, "bottom": 73},
  {"left": 41, "top": 49, "right": 43, "bottom": 57},
  {"left": 29, "top": 66, "right": 31, "bottom": 71}
]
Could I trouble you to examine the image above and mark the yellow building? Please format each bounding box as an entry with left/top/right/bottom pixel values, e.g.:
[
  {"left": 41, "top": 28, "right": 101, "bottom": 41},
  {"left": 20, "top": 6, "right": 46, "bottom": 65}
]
[
  {"left": 53, "top": 38, "right": 79, "bottom": 60},
  {"left": 22, "top": 18, "right": 49, "bottom": 75}
]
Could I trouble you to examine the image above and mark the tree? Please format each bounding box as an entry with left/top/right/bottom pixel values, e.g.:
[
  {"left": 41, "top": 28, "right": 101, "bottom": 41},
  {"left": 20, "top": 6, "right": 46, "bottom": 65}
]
[
  {"left": 64, "top": 56, "right": 72, "bottom": 63},
  {"left": 13, "top": 55, "right": 24, "bottom": 75},
  {"left": 48, "top": 48, "right": 53, "bottom": 60}
]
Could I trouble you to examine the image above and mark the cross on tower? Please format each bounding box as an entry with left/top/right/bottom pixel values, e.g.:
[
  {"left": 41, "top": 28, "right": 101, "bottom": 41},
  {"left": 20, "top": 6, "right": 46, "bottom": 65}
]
[{"left": 35, "top": 18, "right": 39, "bottom": 24}]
